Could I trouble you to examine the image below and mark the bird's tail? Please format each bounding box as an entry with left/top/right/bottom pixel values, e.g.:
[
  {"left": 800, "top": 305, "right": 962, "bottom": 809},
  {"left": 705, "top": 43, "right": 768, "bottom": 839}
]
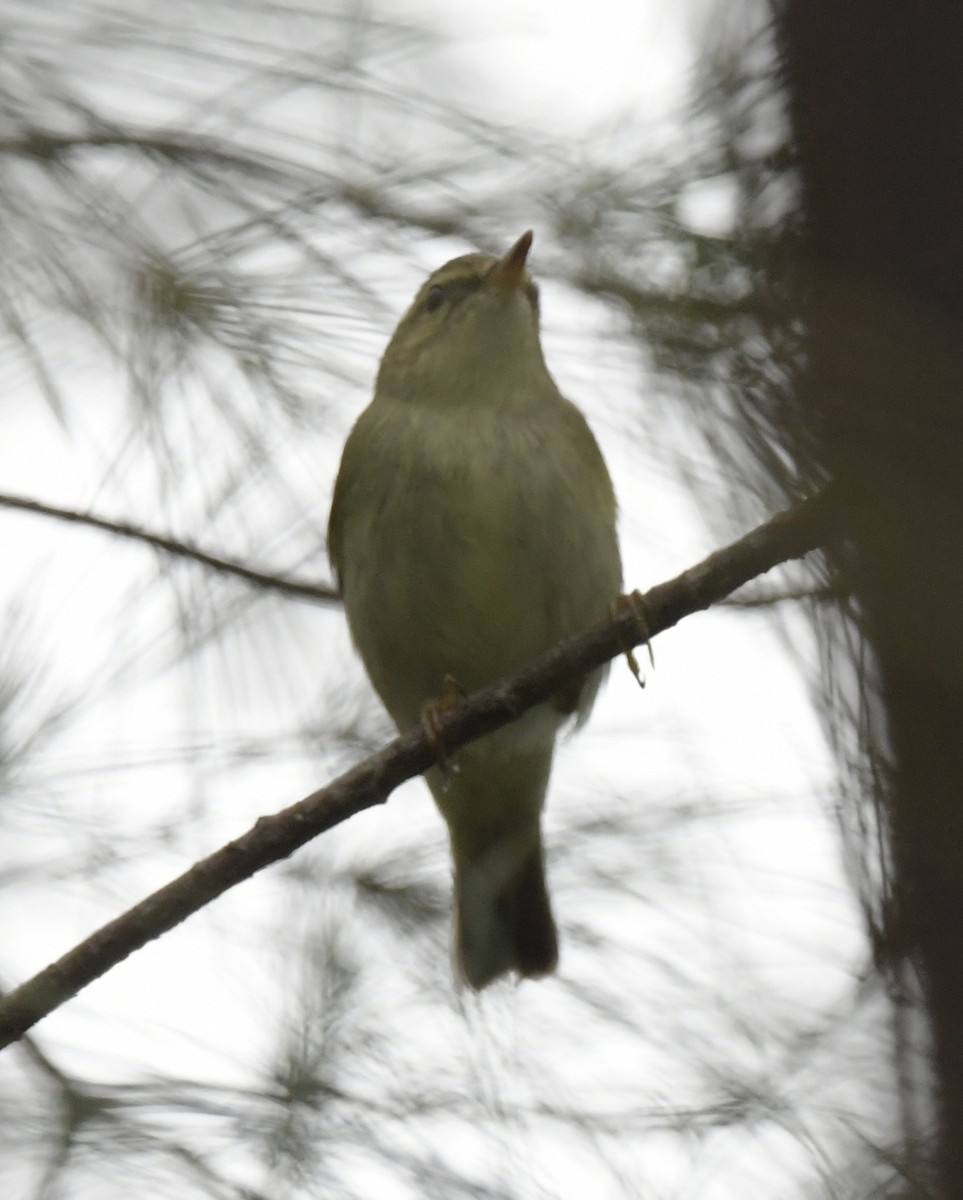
[{"left": 453, "top": 827, "right": 558, "bottom": 990}]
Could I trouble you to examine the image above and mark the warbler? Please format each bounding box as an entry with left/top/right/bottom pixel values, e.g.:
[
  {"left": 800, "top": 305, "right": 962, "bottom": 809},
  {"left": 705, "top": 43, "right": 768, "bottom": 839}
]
[{"left": 328, "top": 231, "right": 622, "bottom": 988}]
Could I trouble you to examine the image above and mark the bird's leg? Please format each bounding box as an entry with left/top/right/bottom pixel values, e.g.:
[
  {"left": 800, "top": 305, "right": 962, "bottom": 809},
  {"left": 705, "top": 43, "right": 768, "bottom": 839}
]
[
  {"left": 613, "top": 590, "right": 654, "bottom": 688},
  {"left": 420, "top": 674, "right": 467, "bottom": 773}
]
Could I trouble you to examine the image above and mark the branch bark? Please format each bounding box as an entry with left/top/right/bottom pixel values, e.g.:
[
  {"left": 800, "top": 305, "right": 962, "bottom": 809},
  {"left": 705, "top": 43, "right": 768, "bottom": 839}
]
[{"left": 0, "top": 485, "right": 839, "bottom": 1050}]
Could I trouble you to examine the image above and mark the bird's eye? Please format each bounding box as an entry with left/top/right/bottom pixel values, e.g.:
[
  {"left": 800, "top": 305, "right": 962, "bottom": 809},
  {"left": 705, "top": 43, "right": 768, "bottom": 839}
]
[{"left": 424, "top": 285, "right": 446, "bottom": 314}]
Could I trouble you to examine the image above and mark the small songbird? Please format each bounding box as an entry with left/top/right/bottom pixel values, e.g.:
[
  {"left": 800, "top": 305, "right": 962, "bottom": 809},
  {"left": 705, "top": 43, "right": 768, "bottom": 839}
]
[{"left": 328, "top": 231, "right": 622, "bottom": 988}]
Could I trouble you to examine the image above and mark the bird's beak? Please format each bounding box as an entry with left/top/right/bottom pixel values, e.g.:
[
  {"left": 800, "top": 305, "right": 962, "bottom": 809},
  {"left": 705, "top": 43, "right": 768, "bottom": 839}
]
[{"left": 488, "top": 230, "right": 533, "bottom": 289}]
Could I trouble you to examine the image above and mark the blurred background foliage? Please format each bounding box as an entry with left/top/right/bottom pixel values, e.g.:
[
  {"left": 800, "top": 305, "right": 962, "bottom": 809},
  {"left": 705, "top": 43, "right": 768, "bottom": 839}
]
[{"left": 0, "top": 0, "right": 946, "bottom": 1196}]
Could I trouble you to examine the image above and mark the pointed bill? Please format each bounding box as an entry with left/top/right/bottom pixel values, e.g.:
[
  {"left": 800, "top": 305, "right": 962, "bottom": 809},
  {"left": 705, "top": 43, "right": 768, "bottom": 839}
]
[{"left": 488, "top": 230, "right": 534, "bottom": 288}]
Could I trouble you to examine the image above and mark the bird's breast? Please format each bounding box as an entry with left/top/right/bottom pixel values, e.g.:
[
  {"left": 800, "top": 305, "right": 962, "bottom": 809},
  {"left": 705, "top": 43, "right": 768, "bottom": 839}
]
[{"left": 337, "top": 396, "right": 620, "bottom": 730}]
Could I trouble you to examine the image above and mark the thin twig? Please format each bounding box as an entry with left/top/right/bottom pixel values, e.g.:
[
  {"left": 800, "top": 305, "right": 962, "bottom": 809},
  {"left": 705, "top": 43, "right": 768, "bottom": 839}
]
[
  {"left": 721, "top": 583, "right": 838, "bottom": 608},
  {"left": 0, "top": 492, "right": 340, "bottom": 603}
]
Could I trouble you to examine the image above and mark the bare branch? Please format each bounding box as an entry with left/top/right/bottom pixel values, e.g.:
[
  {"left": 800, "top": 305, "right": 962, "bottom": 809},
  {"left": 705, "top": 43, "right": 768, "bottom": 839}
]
[
  {"left": 0, "top": 492, "right": 340, "bottom": 603},
  {"left": 721, "top": 584, "right": 838, "bottom": 608},
  {"left": 0, "top": 485, "right": 839, "bottom": 1049},
  {"left": 0, "top": 129, "right": 315, "bottom": 187}
]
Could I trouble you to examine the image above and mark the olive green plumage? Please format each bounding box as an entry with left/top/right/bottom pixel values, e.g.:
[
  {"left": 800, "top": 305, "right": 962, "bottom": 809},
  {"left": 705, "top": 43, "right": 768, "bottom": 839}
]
[{"left": 328, "top": 233, "right": 621, "bottom": 988}]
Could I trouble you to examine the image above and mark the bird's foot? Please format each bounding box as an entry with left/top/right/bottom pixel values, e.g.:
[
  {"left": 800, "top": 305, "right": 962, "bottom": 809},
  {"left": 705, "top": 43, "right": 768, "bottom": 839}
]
[
  {"left": 613, "top": 590, "right": 654, "bottom": 688},
  {"left": 420, "top": 674, "right": 467, "bottom": 773}
]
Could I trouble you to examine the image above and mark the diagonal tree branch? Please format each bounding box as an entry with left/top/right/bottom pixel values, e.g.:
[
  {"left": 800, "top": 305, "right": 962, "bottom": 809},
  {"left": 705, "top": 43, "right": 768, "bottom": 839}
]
[
  {"left": 0, "top": 491, "right": 340, "bottom": 603},
  {"left": 0, "top": 484, "right": 841, "bottom": 1050}
]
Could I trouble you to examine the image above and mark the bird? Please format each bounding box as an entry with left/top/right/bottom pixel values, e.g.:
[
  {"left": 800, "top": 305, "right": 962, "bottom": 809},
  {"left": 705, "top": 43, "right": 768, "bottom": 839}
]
[{"left": 328, "top": 230, "right": 622, "bottom": 988}]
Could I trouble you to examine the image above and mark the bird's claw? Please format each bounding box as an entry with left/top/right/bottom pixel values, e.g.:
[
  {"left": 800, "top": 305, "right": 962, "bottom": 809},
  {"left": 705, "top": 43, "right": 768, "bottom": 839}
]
[
  {"left": 420, "top": 674, "right": 467, "bottom": 773},
  {"left": 613, "top": 590, "right": 654, "bottom": 688}
]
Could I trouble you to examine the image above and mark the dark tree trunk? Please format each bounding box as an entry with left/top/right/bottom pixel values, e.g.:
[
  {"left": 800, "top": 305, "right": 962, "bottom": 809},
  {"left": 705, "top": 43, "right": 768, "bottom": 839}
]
[{"left": 773, "top": 3, "right": 963, "bottom": 1193}]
